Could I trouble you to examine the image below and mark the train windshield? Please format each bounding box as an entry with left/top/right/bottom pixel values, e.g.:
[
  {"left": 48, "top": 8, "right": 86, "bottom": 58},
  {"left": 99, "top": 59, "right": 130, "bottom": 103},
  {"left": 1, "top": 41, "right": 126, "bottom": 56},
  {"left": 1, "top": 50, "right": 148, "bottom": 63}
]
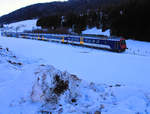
[{"left": 121, "top": 40, "right": 126, "bottom": 45}]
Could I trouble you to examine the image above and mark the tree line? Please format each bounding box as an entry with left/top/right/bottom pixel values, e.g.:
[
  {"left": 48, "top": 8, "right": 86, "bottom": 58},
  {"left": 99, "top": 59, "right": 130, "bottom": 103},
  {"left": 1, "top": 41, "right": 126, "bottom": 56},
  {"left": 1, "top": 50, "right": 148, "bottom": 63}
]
[
  {"left": 1, "top": 0, "right": 149, "bottom": 41},
  {"left": 36, "top": 10, "right": 101, "bottom": 34},
  {"left": 36, "top": 0, "right": 150, "bottom": 41}
]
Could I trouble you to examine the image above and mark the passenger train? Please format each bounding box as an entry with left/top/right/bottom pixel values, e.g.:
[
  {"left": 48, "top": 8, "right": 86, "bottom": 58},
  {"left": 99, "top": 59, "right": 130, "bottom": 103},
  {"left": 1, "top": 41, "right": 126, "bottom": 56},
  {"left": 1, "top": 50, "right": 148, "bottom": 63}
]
[{"left": 1, "top": 32, "right": 127, "bottom": 52}]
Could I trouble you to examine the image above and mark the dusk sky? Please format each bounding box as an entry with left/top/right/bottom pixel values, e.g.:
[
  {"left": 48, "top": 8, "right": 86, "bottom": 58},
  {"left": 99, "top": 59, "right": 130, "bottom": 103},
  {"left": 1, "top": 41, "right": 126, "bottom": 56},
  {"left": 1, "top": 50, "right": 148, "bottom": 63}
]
[{"left": 0, "top": 0, "right": 66, "bottom": 16}]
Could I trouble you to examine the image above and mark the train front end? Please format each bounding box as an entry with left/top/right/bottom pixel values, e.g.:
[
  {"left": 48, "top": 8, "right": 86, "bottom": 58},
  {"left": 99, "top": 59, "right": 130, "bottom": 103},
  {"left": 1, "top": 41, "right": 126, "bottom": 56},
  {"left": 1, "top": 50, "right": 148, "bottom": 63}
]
[{"left": 120, "top": 38, "right": 127, "bottom": 51}]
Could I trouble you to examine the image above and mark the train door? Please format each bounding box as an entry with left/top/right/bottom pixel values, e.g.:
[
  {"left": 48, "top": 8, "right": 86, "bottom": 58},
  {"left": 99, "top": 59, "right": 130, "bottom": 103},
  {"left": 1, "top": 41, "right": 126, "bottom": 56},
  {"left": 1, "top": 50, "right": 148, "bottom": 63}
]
[{"left": 114, "top": 41, "right": 119, "bottom": 50}]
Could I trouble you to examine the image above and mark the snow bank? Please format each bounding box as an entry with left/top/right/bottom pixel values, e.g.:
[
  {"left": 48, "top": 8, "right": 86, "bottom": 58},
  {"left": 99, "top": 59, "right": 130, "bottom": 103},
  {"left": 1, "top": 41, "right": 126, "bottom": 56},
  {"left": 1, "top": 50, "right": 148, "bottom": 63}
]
[
  {"left": 82, "top": 27, "right": 110, "bottom": 36},
  {"left": 3, "top": 19, "right": 41, "bottom": 32}
]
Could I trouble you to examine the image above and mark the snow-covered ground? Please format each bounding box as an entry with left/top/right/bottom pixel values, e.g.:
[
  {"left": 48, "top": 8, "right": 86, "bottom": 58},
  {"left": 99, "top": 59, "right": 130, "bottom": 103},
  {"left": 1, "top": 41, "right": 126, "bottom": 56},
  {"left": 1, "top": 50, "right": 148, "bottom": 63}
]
[
  {"left": 126, "top": 39, "right": 150, "bottom": 56},
  {"left": 0, "top": 36, "right": 150, "bottom": 87},
  {"left": 1, "top": 21, "right": 150, "bottom": 113},
  {"left": 0, "top": 39, "right": 150, "bottom": 114},
  {"left": 2, "top": 19, "right": 40, "bottom": 32}
]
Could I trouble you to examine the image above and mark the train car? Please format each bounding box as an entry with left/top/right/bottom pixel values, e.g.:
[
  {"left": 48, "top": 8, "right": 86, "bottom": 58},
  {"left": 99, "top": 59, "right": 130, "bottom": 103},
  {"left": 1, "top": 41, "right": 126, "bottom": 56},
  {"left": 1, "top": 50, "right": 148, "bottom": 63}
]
[
  {"left": 1, "top": 32, "right": 127, "bottom": 52},
  {"left": 61, "top": 35, "right": 127, "bottom": 51}
]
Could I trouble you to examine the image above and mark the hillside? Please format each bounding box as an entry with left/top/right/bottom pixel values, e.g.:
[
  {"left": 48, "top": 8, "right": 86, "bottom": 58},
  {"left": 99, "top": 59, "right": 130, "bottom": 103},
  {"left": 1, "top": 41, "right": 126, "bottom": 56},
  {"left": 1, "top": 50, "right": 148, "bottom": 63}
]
[
  {"left": 0, "top": 2, "right": 68, "bottom": 24},
  {"left": 1, "top": 0, "right": 150, "bottom": 41},
  {"left": 0, "top": 0, "right": 122, "bottom": 24},
  {"left": 3, "top": 19, "right": 39, "bottom": 32}
]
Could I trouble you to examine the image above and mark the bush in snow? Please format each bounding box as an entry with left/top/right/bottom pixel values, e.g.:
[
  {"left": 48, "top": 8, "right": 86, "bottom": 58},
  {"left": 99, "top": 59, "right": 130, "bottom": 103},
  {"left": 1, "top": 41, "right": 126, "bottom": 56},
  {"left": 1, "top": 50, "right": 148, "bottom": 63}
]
[
  {"left": 30, "top": 65, "right": 118, "bottom": 113},
  {"left": 31, "top": 65, "right": 81, "bottom": 104},
  {"left": 0, "top": 46, "right": 23, "bottom": 67}
]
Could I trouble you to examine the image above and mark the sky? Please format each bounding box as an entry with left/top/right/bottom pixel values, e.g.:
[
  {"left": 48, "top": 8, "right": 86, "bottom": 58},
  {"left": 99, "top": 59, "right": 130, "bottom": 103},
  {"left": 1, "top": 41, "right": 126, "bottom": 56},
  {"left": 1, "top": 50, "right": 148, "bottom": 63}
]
[{"left": 0, "top": 0, "right": 66, "bottom": 16}]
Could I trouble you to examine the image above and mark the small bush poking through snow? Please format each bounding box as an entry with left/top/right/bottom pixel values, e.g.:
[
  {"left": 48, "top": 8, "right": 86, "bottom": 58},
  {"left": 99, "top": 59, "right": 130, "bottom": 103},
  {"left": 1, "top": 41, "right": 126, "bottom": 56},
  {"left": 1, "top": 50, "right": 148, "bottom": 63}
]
[
  {"left": 30, "top": 65, "right": 115, "bottom": 113},
  {"left": 0, "top": 46, "right": 23, "bottom": 68},
  {"left": 7, "top": 60, "right": 22, "bottom": 66},
  {"left": 53, "top": 75, "right": 69, "bottom": 96}
]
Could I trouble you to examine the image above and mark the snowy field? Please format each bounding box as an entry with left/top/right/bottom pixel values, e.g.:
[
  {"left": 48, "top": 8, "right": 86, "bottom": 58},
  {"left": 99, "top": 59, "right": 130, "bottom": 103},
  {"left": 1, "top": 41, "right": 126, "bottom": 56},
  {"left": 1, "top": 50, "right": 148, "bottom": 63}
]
[
  {"left": 1, "top": 20, "right": 150, "bottom": 113},
  {"left": 0, "top": 36, "right": 150, "bottom": 87}
]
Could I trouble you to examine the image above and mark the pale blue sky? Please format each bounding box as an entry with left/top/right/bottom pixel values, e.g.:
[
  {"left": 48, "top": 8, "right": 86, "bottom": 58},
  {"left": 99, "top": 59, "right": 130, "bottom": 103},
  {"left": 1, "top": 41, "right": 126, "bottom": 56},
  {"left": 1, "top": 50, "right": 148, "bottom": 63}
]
[{"left": 0, "top": 0, "right": 66, "bottom": 16}]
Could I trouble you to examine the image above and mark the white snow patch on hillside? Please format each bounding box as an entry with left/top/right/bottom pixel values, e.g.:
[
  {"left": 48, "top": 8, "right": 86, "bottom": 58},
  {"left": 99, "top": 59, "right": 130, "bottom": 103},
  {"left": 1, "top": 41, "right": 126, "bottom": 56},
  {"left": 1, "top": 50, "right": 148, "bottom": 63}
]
[
  {"left": 82, "top": 27, "right": 110, "bottom": 36},
  {"left": 3, "top": 19, "right": 41, "bottom": 32}
]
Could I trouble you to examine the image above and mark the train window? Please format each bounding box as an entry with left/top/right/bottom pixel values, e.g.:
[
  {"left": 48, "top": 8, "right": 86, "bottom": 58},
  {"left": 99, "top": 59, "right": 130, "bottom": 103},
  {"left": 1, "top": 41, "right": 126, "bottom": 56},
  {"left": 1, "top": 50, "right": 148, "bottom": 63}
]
[
  {"left": 89, "top": 39, "right": 92, "bottom": 43},
  {"left": 99, "top": 40, "right": 102, "bottom": 44},
  {"left": 96, "top": 40, "right": 99, "bottom": 44},
  {"left": 117, "top": 42, "right": 120, "bottom": 48},
  {"left": 74, "top": 38, "right": 77, "bottom": 41},
  {"left": 120, "top": 40, "right": 125, "bottom": 45},
  {"left": 92, "top": 40, "right": 95, "bottom": 43},
  {"left": 84, "top": 39, "right": 87, "bottom": 42},
  {"left": 115, "top": 42, "right": 119, "bottom": 49},
  {"left": 76, "top": 38, "right": 79, "bottom": 41},
  {"left": 87, "top": 39, "right": 90, "bottom": 43}
]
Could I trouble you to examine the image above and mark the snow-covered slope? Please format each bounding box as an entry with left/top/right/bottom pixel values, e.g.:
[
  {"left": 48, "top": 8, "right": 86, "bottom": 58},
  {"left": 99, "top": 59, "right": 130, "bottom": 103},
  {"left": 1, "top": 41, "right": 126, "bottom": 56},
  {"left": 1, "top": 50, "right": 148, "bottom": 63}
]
[{"left": 3, "top": 19, "right": 40, "bottom": 32}]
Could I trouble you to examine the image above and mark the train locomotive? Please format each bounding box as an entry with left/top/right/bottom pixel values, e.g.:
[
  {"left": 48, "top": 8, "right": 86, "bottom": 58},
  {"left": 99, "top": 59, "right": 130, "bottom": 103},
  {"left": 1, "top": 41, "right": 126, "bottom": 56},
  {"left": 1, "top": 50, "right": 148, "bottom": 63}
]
[{"left": 1, "top": 32, "right": 127, "bottom": 52}]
